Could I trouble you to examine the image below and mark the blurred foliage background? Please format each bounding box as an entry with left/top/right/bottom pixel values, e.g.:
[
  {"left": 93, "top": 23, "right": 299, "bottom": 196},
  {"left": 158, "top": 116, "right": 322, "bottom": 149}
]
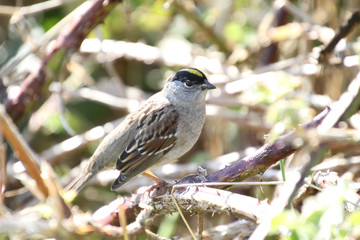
[{"left": 1, "top": 0, "right": 360, "bottom": 239}]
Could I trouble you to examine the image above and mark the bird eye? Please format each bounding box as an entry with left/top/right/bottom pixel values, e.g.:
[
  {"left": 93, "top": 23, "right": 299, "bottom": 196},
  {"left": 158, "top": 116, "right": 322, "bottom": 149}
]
[{"left": 184, "top": 80, "right": 193, "bottom": 88}]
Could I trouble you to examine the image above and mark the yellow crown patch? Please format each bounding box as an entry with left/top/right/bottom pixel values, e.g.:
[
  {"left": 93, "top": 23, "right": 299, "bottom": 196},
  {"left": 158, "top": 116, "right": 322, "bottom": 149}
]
[{"left": 183, "top": 68, "right": 204, "bottom": 78}]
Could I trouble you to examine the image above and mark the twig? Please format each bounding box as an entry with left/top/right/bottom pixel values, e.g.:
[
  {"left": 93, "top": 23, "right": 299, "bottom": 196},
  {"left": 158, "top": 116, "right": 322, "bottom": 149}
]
[
  {"left": 42, "top": 160, "right": 72, "bottom": 220},
  {"left": 97, "top": 223, "right": 143, "bottom": 238},
  {"left": 0, "top": 117, "right": 4, "bottom": 213},
  {"left": 206, "top": 105, "right": 270, "bottom": 131},
  {"left": 0, "top": 105, "right": 49, "bottom": 199},
  {"left": 0, "top": 1, "right": 83, "bottom": 77},
  {"left": 118, "top": 197, "right": 129, "bottom": 240},
  {"left": 320, "top": 10, "right": 360, "bottom": 62},
  {"left": 0, "top": 77, "right": 6, "bottom": 102},
  {"left": 40, "top": 117, "right": 124, "bottom": 165},
  {"left": 57, "top": 54, "right": 76, "bottom": 136},
  {"left": 258, "top": 2, "right": 289, "bottom": 66},
  {"left": 283, "top": 1, "right": 318, "bottom": 25},
  {"left": 173, "top": 1, "right": 231, "bottom": 56},
  {"left": 79, "top": 39, "right": 232, "bottom": 77},
  {"left": 170, "top": 186, "right": 197, "bottom": 240},
  {"left": 91, "top": 182, "right": 272, "bottom": 235},
  {"left": 198, "top": 212, "right": 204, "bottom": 240},
  {"left": 312, "top": 156, "right": 360, "bottom": 171},
  {"left": 51, "top": 84, "right": 143, "bottom": 111},
  {"left": 144, "top": 185, "right": 271, "bottom": 222},
  {"left": 94, "top": 207, "right": 151, "bottom": 237},
  {"left": 5, "top": 0, "right": 122, "bottom": 123},
  {"left": 173, "top": 181, "right": 284, "bottom": 188},
  {"left": 288, "top": 145, "right": 328, "bottom": 204},
  {"left": 293, "top": 171, "right": 338, "bottom": 209},
  {"left": 223, "top": 54, "right": 311, "bottom": 94},
  {"left": 0, "top": 0, "right": 78, "bottom": 16},
  {"left": 0, "top": 143, "right": 5, "bottom": 214},
  {"left": 145, "top": 229, "right": 171, "bottom": 240},
  {"left": 317, "top": 71, "right": 360, "bottom": 134},
  {"left": 93, "top": 26, "right": 126, "bottom": 96},
  {"left": 200, "top": 219, "right": 255, "bottom": 240}
]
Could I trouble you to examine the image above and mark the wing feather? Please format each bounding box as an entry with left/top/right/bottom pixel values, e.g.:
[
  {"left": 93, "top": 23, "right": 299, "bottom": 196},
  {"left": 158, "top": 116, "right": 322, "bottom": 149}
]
[{"left": 113, "top": 102, "right": 179, "bottom": 188}]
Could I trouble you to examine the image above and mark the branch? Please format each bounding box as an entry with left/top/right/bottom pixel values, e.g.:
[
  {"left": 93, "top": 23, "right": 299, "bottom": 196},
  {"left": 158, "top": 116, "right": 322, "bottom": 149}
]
[
  {"left": 0, "top": 142, "right": 5, "bottom": 214},
  {"left": 89, "top": 185, "right": 270, "bottom": 238},
  {"left": 144, "top": 186, "right": 271, "bottom": 222},
  {"left": 5, "top": 0, "right": 122, "bottom": 123},
  {"left": 205, "top": 107, "right": 329, "bottom": 185},
  {"left": 320, "top": 10, "right": 360, "bottom": 62},
  {"left": 0, "top": 0, "right": 76, "bottom": 16},
  {"left": 173, "top": 1, "right": 231, "bottom": 56},
  {"left": 258, "top": 3, "right": 289, "bottom": 66},
  {"left": 0, "top": 105, "right": 48, "bottom": 198}
]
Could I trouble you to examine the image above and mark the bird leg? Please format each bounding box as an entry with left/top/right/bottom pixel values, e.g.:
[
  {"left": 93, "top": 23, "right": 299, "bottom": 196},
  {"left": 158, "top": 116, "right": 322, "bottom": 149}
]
[
  {"left": 140, "top": 170, "right": 170, "bottom": 198},
  {"left": 142, "top": 170, "right": 166, "bottom": 185}
]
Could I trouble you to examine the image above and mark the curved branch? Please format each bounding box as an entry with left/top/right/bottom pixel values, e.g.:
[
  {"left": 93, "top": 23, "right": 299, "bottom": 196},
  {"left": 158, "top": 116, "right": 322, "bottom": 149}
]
[{"left": 5, "top": 0, "right": 122, "bottom": 123}]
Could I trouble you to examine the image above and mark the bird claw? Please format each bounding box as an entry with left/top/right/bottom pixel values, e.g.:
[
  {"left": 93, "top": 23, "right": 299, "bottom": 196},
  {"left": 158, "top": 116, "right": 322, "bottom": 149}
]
[
  {"left": 142, "top": 181, "right": 171, "bottom": 198},
  {"left": 176, "top": 174, "right": 207, "bottom": 185},
  {"left": 174, "top": 172, "right": 207, "bottom": 194}
]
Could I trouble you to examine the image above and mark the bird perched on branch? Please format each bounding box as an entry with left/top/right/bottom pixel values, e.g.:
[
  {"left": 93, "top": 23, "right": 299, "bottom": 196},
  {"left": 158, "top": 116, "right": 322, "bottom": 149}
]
[{"left": 66, "top": 68, "right": 216, "bottom": 192}]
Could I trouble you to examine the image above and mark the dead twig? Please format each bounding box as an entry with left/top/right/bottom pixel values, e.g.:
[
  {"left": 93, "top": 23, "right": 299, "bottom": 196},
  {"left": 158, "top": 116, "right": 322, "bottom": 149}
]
[
  {"left": 41, "top": 117, "right": 124, "bottom": 165},
  {"left": 320, "top": 10, "right": 360, "bottom": 62},
  {"left": 317, "top": 71, "right": 360, "bottom": 133},
  {"left": 0, "top": 142, "right": 6, "bottom": 215},
  {"left": 198, "top": 212, "right": 204, "bottom": 240},
  {"left": 173, "top": 1, "right": 231, "bottom": 56},
  {"left": 5, "top": 0, "right": 122, "bottom": 123},
  {"left": 118, "top": 197, "right": 129, "bottom": 240},
  {"left": 0, "top": 105, "right": 49, "bottom": 199},
  {"left": 0, "top": 0, "right": 77, "bottom": 16}
]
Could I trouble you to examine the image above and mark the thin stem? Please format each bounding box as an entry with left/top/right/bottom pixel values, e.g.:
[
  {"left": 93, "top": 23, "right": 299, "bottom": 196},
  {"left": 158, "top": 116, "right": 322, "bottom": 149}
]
[{"left": 171, "top": 186, "right": 197, "bottom": 240}]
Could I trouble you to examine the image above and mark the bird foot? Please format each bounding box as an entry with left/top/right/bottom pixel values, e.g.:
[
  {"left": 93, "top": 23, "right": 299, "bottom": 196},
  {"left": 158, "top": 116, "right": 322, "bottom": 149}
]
[{"left": 143, "top": 180, "right": 171, "bottom": 198}]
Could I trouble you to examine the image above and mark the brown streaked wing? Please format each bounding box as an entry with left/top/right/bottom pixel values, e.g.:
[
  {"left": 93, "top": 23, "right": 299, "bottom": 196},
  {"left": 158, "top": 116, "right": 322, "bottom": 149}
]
[{"left": 116, "top": 103, "right": 179, "bottom": 176}]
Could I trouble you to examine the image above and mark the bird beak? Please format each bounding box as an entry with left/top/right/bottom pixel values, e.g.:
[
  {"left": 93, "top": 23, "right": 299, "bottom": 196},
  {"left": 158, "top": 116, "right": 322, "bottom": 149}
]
[{"left": 201, "top": 80, "right": 216, "bottom": 90}]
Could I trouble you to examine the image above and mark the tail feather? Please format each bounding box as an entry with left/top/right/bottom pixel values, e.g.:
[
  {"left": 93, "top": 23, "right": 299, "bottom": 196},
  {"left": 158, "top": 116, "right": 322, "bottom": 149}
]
[
  {"left": 65, "top": 171, "right": 95, "bottom": 193},
  {"left": 111, "top": 173, "right": 130, "bottom": 190}
]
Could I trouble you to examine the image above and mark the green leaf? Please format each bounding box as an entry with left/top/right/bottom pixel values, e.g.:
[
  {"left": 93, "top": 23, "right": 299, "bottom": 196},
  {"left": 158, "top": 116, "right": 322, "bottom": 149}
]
[{"left": 157, "top": 213, "right": 179, "bottom": 238}]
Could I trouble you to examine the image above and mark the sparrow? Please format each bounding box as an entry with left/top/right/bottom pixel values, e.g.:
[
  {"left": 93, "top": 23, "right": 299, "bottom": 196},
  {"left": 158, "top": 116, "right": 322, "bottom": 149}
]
[{"left": 66, "top": 68, "right": 215, "bottom": 192}]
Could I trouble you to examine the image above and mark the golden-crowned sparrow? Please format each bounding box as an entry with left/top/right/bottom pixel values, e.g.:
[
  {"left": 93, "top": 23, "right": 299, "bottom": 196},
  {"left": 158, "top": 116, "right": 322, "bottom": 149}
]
[{"left": 66, "top": 68, "right": 215, "bottom": 192}]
